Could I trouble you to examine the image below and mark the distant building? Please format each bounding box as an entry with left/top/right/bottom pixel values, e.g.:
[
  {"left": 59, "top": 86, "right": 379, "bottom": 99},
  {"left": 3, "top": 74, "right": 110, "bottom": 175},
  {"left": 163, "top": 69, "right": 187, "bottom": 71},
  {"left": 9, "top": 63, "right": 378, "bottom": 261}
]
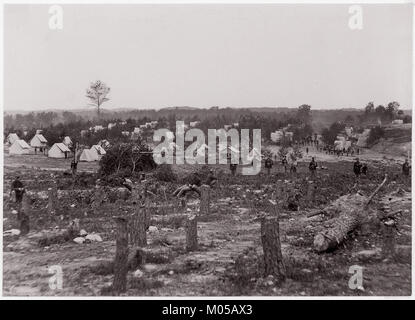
[
  {"left": 93, "top": 125, "right": 104, "bottom": 132},
  {"left": 9, "top": 140, "right": 30, "bottom": 155},
  {"left": 285, "top": 132, "right": 294, "bottom": 140},
  {"left": 270, "top": 131, "right": 284, "bottom": 143},
  {"left": 392, "top": 119, "right": 403, "bottom": 125},
  {"left": 108, "top": 123, "right": 116, "bottom": 129},
  {"left": 345, "top": 127, "right": 353, "bottom": 137},
  {"left": 189, "top": 121, "right": 200, "bottom": 128}
]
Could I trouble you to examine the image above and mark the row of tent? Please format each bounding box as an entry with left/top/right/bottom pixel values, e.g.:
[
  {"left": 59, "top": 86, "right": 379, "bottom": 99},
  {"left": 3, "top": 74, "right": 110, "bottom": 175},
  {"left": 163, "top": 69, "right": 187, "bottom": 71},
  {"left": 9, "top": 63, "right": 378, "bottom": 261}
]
[{"left": 8, "top": 135, "right": 107, "bottom": 162}]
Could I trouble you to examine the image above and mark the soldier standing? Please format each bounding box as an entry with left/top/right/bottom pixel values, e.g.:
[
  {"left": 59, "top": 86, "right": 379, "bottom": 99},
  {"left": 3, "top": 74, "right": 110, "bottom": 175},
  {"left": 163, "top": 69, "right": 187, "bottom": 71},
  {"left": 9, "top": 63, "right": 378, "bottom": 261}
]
[{"left": 309, "top": 157, "right": 317, "bottom": 178}]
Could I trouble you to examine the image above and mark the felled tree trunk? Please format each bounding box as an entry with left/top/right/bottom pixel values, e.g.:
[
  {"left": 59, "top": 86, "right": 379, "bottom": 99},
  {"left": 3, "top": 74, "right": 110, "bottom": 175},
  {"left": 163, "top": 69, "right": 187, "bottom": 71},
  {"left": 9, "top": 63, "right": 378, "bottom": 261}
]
[
  {"left": 261, "top": 216, "right": 286, "bottom": 281},
  {"left": 313, "top": 175, "right": 387, "bottom": 253},
  {"left": 113, "top": 216, "right": 129, "bottom": 294},
  {"left": 313, "top": 213, "right": 360, "bottom": 252}
]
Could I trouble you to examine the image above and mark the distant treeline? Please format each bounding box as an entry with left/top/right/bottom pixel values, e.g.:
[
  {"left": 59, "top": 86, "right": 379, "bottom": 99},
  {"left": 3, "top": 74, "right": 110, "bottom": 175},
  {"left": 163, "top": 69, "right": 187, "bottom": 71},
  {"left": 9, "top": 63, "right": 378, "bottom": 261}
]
[{"left": 3, "top": 103, "right": 411, "bottom": 148}]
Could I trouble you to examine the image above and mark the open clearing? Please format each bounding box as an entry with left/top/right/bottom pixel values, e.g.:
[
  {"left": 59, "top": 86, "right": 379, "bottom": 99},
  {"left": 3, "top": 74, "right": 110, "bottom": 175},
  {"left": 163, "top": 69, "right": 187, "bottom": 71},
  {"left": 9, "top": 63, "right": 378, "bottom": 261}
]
[{"left": 3, "top": 147, "right": 411, "bottom": 296}]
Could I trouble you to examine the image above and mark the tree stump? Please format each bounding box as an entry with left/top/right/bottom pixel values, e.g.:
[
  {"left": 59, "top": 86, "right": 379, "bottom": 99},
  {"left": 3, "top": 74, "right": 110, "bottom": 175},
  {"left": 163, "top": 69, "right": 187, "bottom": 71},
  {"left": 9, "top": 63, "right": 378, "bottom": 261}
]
[
  {"left": 19, "top": 194, "right": 30, "bottom": 235},
  {"left": 307, "top": 181, "right": 315, "bottom": 205},
  {"left": 186, "top": 214, "right": 198, "bottom": 251},
  {"left": 47, "top": 183, "right": 58, "bottom": 215},
  {"left": 200, "top": 185, "right": 210, "bottom": 215},
  {"left": 261, "top": 215, "right": 286, "bottom": 281},
  {"left": 381, "top": 221, "right": 396, "bottom": 258},
  {"left": 130, "top": 185, "right": 141, "bottom": 204},
  {"left": 129, "top": 206, "right": 148, "bottom": 247},
  {"left": 112, "top": 216, "right": 129, "bottom": 294},
  {"left": 92, "top": 186, "right": 106, "bottom": 215}
]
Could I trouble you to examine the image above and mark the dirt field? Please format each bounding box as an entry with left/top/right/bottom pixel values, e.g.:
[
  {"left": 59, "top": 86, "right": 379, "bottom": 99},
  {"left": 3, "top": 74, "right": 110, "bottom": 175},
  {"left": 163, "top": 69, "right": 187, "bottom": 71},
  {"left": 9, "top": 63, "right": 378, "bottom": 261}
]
[{"left": 2, "top": 146, "right": 411, "bottom": 296}]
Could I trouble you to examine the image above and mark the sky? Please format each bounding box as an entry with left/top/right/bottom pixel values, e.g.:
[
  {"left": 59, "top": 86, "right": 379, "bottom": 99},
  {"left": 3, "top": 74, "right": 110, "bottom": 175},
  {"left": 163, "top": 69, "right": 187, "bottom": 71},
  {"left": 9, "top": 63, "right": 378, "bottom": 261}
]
[{"left": 3, "top": 4, "right": 413, "bottom": 111}]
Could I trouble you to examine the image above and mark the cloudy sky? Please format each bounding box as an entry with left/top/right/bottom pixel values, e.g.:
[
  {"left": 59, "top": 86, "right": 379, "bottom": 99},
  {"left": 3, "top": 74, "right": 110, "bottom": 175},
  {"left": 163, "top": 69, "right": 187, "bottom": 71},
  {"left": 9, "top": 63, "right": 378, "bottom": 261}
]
[{"left": 3, "top": 4, "right": 413, "bottom": 111}]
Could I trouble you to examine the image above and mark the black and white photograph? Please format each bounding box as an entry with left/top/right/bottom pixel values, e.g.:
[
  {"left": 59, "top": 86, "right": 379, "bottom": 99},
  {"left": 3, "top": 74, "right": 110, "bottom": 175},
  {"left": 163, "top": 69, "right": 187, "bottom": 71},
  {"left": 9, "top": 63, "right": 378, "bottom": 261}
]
[{"left": 1, "top": 2, "right": 413, "bottom": 298}]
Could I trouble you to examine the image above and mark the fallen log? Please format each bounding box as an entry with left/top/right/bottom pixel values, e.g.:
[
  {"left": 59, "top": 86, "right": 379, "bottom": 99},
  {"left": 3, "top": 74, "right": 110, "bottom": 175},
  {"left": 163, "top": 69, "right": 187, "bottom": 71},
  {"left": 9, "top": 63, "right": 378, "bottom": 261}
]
[{"left": 313, "top": 175, "right": 387, "bottom": 253}]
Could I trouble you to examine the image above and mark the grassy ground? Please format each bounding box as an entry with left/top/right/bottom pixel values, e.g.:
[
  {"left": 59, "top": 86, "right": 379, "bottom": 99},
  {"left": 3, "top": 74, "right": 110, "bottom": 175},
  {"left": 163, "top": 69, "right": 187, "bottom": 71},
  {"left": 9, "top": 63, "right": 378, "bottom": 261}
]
[{"left": 2, "top": 146, "right": 411, "bottom": 296}]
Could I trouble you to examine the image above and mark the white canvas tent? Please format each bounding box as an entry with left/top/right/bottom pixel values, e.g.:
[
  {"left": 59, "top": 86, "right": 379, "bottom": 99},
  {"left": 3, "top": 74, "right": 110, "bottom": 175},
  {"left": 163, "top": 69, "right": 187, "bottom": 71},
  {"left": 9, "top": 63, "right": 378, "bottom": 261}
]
[
  {"left": 79, "top": 149, "right": 99, "bottom": 162},
  {"left": 7, "top": 133, "right": 19, "bottom": 145},
  {"left": 91, "top": 145, "right": 107, "bottom": 158},
  {"left": 63, "top": 136, "right": 72, "bottom": 146},
  {"left": 48, "top": 143, "right": 71, "bottom": 158},
  {"left": 9, "top": 139, "right": 31, "bottom": 155},
  {"left": 30, "top": 134, "right": 48, "bottom": 148}
]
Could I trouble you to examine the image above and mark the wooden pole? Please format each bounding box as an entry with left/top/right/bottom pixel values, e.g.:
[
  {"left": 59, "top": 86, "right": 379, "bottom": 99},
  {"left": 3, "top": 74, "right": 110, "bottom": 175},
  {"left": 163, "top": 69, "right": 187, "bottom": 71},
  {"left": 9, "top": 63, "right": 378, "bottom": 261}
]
[
  {"left": 200, "top": 184, "right": 210, "bottom": 215},
  {"left": 186, "top": 214, "right": 198, "bottom": 251},
  {"left": 113, "top": 216, "right": 129, "bottom": 294},
  {"left": 261, "top": 215, "right": 286, "bottom": 281}
]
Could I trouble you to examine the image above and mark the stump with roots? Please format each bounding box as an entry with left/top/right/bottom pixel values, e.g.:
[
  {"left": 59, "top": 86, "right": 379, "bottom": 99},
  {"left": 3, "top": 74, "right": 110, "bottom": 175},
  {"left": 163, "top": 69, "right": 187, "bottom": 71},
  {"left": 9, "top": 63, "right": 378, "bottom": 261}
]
[
  {"left": 112, "top": 216, "right": 129, "bottom": 294},
  {"left": 129, "top": 205, "right": 149, "bottom": 247},
  {"left": 261, "top": 215, "right": 286, "bottom": 281},
  {"left": 186, "top": 214, "right": 198, "bottom": 251},
  {"left": 200, "top": 185, "right": 210, "bottom": 215}
]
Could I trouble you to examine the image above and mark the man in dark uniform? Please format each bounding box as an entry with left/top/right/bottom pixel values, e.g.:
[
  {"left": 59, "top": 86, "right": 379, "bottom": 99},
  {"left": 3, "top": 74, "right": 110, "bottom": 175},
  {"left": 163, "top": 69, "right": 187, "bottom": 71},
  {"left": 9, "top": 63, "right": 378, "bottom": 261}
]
[
  {"left": 353, "top": 158, "right": 362, "bottom": 177},
  {"left": 281, "top": 156, "right": 288, "bottom": 173},
  {"left": 230, "top": 163, "right": 237, "bottom": 176},
  {"left": 309, "top": 157, "right": 317, "bottom": 178},
  {"left": 264, "top": 157, "right": 273, "bottom": 175},
  {"left": 361, "top": 163, "right": 368, "bottom": 175},
  {"left": 11, "top": 176, "right": 25, "bottom": 204}
]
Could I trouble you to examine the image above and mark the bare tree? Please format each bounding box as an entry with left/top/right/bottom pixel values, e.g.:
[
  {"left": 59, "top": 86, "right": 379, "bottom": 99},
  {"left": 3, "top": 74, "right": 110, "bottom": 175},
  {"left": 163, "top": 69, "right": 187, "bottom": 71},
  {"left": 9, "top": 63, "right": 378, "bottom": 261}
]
[{"left": 86, "top": 80, "right": 110, "bottom": 118}]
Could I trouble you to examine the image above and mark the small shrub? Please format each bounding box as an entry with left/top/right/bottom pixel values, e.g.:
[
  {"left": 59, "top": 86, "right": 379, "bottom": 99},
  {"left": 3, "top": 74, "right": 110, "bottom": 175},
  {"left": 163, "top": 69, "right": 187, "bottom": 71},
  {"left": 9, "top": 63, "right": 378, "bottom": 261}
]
[
  {"left": 154, "top": 164, "right": 176, "bottom": 182},
  {"left": 367, "top": 126, "right": 385, "bottom": 146}
]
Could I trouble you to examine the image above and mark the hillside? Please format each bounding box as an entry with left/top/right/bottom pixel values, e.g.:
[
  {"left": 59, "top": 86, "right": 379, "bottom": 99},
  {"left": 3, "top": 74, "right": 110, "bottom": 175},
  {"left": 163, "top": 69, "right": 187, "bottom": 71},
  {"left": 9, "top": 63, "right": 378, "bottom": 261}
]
[{"left": 370, "top": 123, "right": 412, "bottom": 157}]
